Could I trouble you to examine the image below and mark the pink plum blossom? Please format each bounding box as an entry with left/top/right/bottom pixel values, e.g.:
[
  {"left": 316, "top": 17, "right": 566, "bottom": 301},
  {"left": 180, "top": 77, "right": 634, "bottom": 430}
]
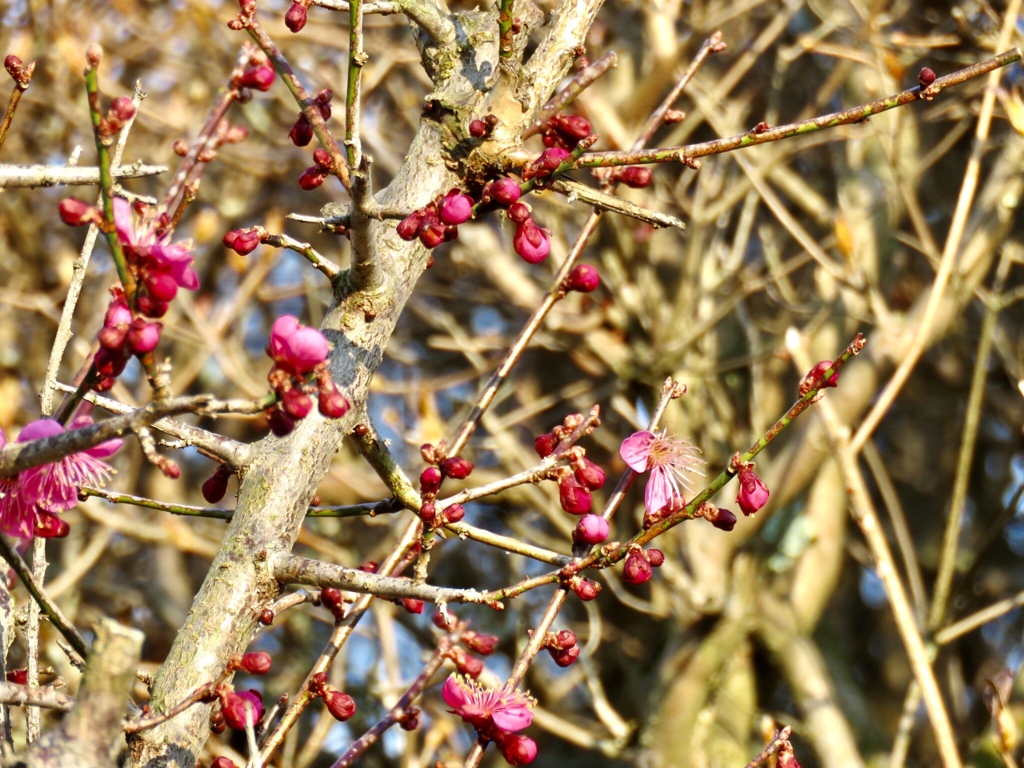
[
  {"left": 0, "top": 417, "right": 122, "bottom": 539},
  {"left": 442, "top": 674, "right": 534, "bottom": 736},
  {"left": 619, "top": 430, "right": 705, "bottom": 515},
  {"left": 114, "top": 198, "right": 199, "bottom": 304},
  {"left": 267, "top": 315, "right": 329, "bottom": 375}
]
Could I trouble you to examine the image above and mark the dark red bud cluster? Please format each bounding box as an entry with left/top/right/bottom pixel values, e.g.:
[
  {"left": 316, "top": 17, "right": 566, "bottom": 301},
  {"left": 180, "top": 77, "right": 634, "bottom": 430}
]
[
  {"left": 94, "top": 293, "right": 164, "bottom": 391},
  {"left": 289, "top": 90, "right": 333, "bottom": 146},
  {"left": 623, "top": 547, "right": 665, "bottom": 586},
  {"left": 285, "top": 0, "right": 310, "bottom": 32},
  {"left": 480, "top": 176, "right": 522, "bottom": 207},
  {"left": 309, "top": 672, "right": 357, "bottom": 721},
  {"left": 541, "top": 113, "right": 592, "bottom": 150},
  {"left": 440, "top": 455, "right": 474, "bottom": 480},
  {"left": 223, "top": 227, "right": 263, "bottom": 255},
  {"left": 702, "top": 503, "right": 737, "bottom": 531},
  {"left": 565, "top": 263, "right": 600, "bottom": 294},
  {"left": 264, "top": 316, "right": 349, "bottom": 436},
  {"left": 212, "top": 758, "right": 238, "bottom": 768},
  {"left": 468, "top": 113, "right": 499, "bottom": 139},
  {"left": 97, "top": 95, "right": 137, "bottom": 137},
  {"left": 396, "top": 188, "right": 475, "bottom": 249},
  {"left": 432, "top": 610, "right": 457, "bottom": 631},
  {"left": 5, "top": 669, "right": 27, "bottom": 685},
  {"left": 320, "top": 587, "right": 345, "bottom": 620},
  {"left": 544, "top": 628, "right": 580, "bottom": 667},
  {"left": 299, "top": 148, "right": 333, "bottom": 191},
  {"left": 398, "top": 706, "right": 421, "bottom": 731}
]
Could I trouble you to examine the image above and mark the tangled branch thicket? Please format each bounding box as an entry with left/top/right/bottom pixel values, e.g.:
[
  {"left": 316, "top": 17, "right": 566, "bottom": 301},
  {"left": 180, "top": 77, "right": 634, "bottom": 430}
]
[{"left": 0, "top": 0, "right": 1023, "bottom": 766}]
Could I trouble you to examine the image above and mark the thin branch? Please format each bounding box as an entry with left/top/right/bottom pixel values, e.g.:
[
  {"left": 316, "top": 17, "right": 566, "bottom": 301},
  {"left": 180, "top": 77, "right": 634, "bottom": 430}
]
[
  {"left": 0, "top": 537, "right": 89, "bottom": 662},
  {"left": 243, "top": 19, "right": 351, "bottom": 190},
  {"left": 0, "top": 161, "right": 166, "bottom": 188},
  {"left": 0, "top": 682, "right": 74, "bottom": 712},
  {"left": 547, "top": 179, "right": 685, "bottom": 230},
  {"left": 0, "top": 56, "right": 33, "bottom": 157},
  {"left": 345, "top": 0, "right": 365, "bottom": 169},
  {"left": 522, "top": 51, "right": 617, "bottom": 139},
  {"left": 261, "top": 232, "right": 341, "bottom": 279},
  {"left": 270, "top": 553, "right": 499, "bottom": 607},
  {"left": 0, "top": 394, "right": 262, "bottom": 478},
  {"left": 50, "top": 383, "right": 253, "bottom": 468},
  {"left": 575, "top": 49, "right": 1023, "bottom": 169}
]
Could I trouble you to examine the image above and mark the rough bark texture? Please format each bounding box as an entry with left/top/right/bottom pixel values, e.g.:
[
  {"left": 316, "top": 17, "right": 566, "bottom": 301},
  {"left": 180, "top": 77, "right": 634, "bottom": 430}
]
[{"left": 125, "top": 2, "right": 603, "bottom": 765}]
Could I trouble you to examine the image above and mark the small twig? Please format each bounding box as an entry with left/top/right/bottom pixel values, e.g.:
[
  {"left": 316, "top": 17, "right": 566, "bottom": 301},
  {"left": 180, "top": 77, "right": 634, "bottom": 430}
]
[
  {"left": 632, "top": 31, "right": 724, "bottom": 151},
  {"left": 0, "top": 56, "right": 33, "bottom": 157},
  {"left": 575, "top": 49, "right": 1023, "bottom": 170},
  {"left": 743, "top": 726, "right": 793, "bottom": 768},
  {"left": 345, "top": 0, "right": 365, "bottom": 169},
  {"left": 547, "top": 179, "right": 685, "bottom": 229},
  {"left": 261, "top": 233, "right": 341, "bottom": 279},
  {"left": 270, "top": 554, "right": 499, "bottom": 607},
  {"left": 41, "top": 83, "right": 146, "bottom": 417},
  {"left": 313, "top": 0, "right": 401, "bottom": 12},
  {"left": 0, "top": 681, "right": 74, "bottom": 712},
  {"left": 243, "top": 19, "right": 351, "bottom": 190},
  {"left": 124, "top": 683, "right": 216, "bottom": 734},
  {"left": 0, "top": 161, "right": 166, "bottom": 189},
  {"left": 0, "top": 537, "right": 89, "bottom": 662},
  {"left": 328, "top": 638, "right": 452, "bottom": 768},
  {"left": 523, "top": 51, "right": 617, "bottom": 138},
  {"left": 497, "top": 0, "right": 515, "bottom": 60},
  {"left": 350, "top": 418, "right": 420, "bottom": 510}
]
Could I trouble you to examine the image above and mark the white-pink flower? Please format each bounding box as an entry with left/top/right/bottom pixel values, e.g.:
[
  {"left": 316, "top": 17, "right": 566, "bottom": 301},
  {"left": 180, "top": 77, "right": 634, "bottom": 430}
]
[
  {"left": 619, "top": 430, "right": 705, "bottom": 515},
  {"left": 0, "top": 417, "right": 121, "bottom": 539},
  {"left": 114, "top": 198, "right": 199, "bottom": 300}
]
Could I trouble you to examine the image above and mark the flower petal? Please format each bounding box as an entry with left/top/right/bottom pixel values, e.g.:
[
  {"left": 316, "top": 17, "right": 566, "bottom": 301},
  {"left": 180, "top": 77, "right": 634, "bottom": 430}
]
[
  {"left": 619, "top": 431, "right": 654, "bottom": 473},
  {"left": 441, "top": 675, "right": 472, "bottom": 710},
  {"left": 492, "top": 705, "right": 533, "bottom": 732},
  {"left": 643, "top": 466, "right": 675, "bottom": 515}
]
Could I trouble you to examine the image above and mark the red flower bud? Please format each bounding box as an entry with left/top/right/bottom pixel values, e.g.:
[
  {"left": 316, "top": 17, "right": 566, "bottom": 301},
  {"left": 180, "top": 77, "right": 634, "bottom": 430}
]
[
  {"left": 109, "top": 96, "right": 137, "bottom": 122},
  {"left": 289, "top": 115, "right": 314, "bottom": 146},
  {"left": 513, "top": 221, "right": 550, "bottom": 264},
  {"left": 298, "top": 167, "right": 328, "bottom": 190},
  {"left": 396, "top": 211, "right": 423, "bottom": 240},
  {"left": 239, "top": 651, "right": 272, "bottom": 675},
  {"left": 440, "top": 191, "right": 473, "bottom": 225},
  {"left": 318, "top": 384, "right": 350, "bottom": 419},
  {"left": 565, "top": 264, "right": 600, "bottom": 293},
  {"left": 452, "top": 648, "right": 483, "bottom": 677},
  {"left": 402, "top": 598, "right": 425, "bottom": 614},
  {"left": 918, "top": 67, "right": 936, "bottom": 88},
  {"left": 5, "top": 669, "right": 26, "bottom": 685},
  {"left": 440, "top": 456, "right": 474, "bottom": 480},
  {"left": 58, "top": 197, "right": 101, "bottom": 227},
  {"left": 572, "top": 514, "right": 609, "bottom": 545},
  {"left": 496, "top": 733, "right": 538, "bottom": 766},
  {"left": 558, "top": 475, "right": 592, "bottom": 515},
  {"left": 551, "top": 645, "right": 581, "bottom": 667},
  {"left": 623, "top": 550, "right": 653, "bottom": 585},
  {"left": 282, "top": 387, "right": 313, "bottom": 419},
  {"left": 420, "top": 466, "right": 442, "bottom": 495},
  {"left": 441, "top": 503, "right": 465, "bottom": 525},
  {"left": 202, "top": 465, "right": 231, "bottom": 504},
  {"left": 469, "top": 119, "right": 487, "bottom": 137},
  {"left": 223, "top": 228, "right": 261, "bottom": 255},
  {"left": 736, "top": 470, "right": 769, "bottom": 516},
  {"left": 570, "top": 577, "right": 601, "bottom": 601},
  {"left": 268, "top": 407, "right": 296, "bottom": 437},
  {"left": 212, "top": 758, "right": 238, "bottom": 768},
  {"left": 573, "top": 457, "right": 605, "bottom": 489},
  {"left": 507, "top": 202, "right": 531, "bottom": 224},
  {"left": 490, "top": 177, "right": 521, "bottom": 206},
  {"left": 323, "top": 689, "right": 357, "bottom": 721},
  {"left": 418, "top": 501, "right": 436, "bottom": 526},
  {"left": 285, "top": 1, "right": 308, "bottom": 32},
  {"left": 534, "top": 432, "right": 558, "bottom": 457},
  {"left": 221, "top": 689, "right": 264, "bottom": 731},
  {"left": 126, "top": 318, "right": 162, "bottom": 354},
  {"left": 708, "top": 506, "right": 737, "bottom": 531},
  {"left": 239, "top": 65, "right": 275, "bottom": 91},
  {"left": 321, "top": 587, "right": 345, "bottom": 618},
  {"left": 646, "top": 548, "right": 665, "bottom": 567},
  {"left": 616, "top": 166, "right": 652, "bottom": 188},
  {"left": 313, "top": 148, "right": 331, "bottom": 169}
]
